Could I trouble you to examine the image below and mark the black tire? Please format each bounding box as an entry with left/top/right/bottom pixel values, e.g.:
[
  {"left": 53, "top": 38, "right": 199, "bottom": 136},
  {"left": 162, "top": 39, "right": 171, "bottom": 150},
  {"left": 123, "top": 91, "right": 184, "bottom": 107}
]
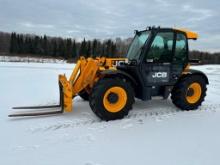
[
  {"left": 78, "top": 90, "right": 89, "bottom": 101},
  {"left": 171, "top": 75, "right": 207, "bottom": 110},
  {"left": 89, "top": 78, "right": 135, "bottom": 121}
]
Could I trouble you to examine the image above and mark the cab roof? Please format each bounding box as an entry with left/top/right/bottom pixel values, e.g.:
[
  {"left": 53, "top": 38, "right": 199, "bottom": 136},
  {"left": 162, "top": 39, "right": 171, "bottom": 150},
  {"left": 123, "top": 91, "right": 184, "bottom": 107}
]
[
  {"left": 142, "top": 27, "right": 199, "bottom": 40},
  {"left": 174, "top": 28, "right": 198, "bottom": 40}
]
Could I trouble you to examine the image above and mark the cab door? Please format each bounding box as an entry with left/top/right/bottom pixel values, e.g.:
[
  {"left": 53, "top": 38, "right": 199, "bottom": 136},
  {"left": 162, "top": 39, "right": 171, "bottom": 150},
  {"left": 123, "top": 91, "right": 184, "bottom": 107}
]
[
  {"left": 171, "top": 32, "right": 188, "bottom": 82},
  {"left": 141, "top": 31, "right": 174, "bottom": 86}
]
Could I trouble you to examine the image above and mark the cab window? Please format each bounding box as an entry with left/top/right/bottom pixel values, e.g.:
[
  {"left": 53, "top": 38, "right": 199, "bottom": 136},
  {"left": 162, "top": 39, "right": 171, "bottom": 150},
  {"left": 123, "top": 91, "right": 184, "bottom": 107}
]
[
  {"left": 146, "top": 32, "right": 174, "bottom": 63},
  {"left": 174, "top": 33, "right": 187, "bottom": 63}
]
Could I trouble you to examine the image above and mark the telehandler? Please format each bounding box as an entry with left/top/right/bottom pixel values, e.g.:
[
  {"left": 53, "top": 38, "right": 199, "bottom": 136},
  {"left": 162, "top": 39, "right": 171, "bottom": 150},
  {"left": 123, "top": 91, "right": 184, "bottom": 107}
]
[{"left": 9, "top": 27, "right": 208, "bottom": 121}]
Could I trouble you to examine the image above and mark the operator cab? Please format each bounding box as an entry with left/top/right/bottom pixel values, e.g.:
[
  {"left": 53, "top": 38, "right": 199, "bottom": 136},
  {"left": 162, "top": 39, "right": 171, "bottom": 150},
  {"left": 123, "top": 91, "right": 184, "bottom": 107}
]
[
  {"left": 117, "top": 27, "right": 198, "bottom": 100},
  {"left": 126, "top": 27, "right": 197, "bottom": 64}
]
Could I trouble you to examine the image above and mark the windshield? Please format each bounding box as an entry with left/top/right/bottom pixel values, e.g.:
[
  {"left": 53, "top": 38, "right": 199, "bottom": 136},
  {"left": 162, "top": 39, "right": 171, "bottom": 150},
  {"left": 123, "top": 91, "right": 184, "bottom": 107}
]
[{"left": 127, "top": 31, "right": 150, "bottom": 60}]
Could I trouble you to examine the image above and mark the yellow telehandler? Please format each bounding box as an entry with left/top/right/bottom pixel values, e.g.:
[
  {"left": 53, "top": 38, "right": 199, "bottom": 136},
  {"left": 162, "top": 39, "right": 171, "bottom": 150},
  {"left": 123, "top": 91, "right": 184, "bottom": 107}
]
[{"left": 9, "top": 27, "right": 208, "bottom": 121}]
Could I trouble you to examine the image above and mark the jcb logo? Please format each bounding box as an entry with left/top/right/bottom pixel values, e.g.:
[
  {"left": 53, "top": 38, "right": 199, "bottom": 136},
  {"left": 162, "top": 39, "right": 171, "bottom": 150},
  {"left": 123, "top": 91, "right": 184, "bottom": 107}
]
[{"left": 152, "top": 72, "right": 167, "bottom": 78}]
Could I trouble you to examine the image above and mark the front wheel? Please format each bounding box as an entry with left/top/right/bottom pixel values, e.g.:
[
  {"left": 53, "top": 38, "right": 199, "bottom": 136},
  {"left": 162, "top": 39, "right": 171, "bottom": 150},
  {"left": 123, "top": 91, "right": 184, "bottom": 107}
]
[
  {"left": 171, "top": 75, "right": 207, "bottom": 110},
  {"left": 89, "top": 78, "right": 135, "bottom": 121}
]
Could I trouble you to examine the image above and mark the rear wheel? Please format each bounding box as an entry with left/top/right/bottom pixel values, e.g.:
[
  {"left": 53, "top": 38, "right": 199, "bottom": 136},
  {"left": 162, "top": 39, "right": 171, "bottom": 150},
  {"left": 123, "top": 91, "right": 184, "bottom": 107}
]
[
  {"left": 171, "top": 75, "right": 207, "bottom": 110},
  {"left": 89, "top": 78, "right": 134, "bottom": 121}
]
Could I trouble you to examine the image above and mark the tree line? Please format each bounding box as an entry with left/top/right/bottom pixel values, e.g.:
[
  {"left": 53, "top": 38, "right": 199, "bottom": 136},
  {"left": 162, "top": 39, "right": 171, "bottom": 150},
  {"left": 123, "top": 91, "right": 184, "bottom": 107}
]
[
  {"left": 9, "top": 32, "right": 122, "bottom": 60},
  {"left": 0, "top": 31, "right": 220, "bottom": 63},
  {"left": 190, "top": 50, "right": 220, "bottom": 64}
]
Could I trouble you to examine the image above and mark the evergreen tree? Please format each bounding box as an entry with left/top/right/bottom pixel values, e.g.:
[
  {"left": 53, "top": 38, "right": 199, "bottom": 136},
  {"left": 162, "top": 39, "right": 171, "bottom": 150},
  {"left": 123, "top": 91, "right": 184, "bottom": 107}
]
[
  {"left": 17, "top": 34, "right": 24, "bottom": 54},
  {"left": 43, "top": 35, "right": 48, "bottom": 55},
  {"left": 52, "top": 39, "right": 58, "bottom": 57},
  {"left": 79, "top": 38, "right": 87, "bottom": 57},
  {"left": 33, "top": 36, "right": 41, "bottom": 55},
  {"left": 9, "top": 32, "right": 16, "bottom": 53},
  {"left": 65, "top": 38, "right": 72, "bottom": 59},
  {"left": 29, "top": 37, "right": 34, "bottom": 54},
  {"left": 58, "top": 39, "right": 65, "bottom": 58},
  {"left": 86, "top": 41, "right": 91, "bottom": 57},
  {"left": 96, "top": 40, "right": 102, "bottom": 57},
  {"left": 24, "top": 37, "right": 29, "bottom": 54},
  {"left": 111, "top": 42, "right": 117, "bottom": 58},
  {"left": 72, "top": 40, "right": 77, "bottom": 59},
  {"left": 101, "top": 43, "right": 105, "bottom": 57},
  {"left": 105, "top": 40, "right": 112, "bottom": 57},
  {"left": 92, "top": 39, "right": 98, "bottom": 58}
]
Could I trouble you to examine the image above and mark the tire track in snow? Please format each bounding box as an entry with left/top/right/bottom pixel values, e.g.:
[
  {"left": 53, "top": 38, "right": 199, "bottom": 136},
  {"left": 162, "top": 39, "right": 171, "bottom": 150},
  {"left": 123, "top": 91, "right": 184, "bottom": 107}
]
[{"left": 27, "top": 104, "right": 220, "bottom": 133}]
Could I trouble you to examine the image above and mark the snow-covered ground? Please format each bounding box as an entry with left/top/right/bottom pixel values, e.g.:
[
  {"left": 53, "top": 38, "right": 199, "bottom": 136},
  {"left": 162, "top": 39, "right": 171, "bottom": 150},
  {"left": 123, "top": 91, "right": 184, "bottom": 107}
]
[
  {"left": 0, "top": 55, "right": 66, "bottom": 63},
  {"left": 0, "top": 62, "right": 220, "bottom": 165}
]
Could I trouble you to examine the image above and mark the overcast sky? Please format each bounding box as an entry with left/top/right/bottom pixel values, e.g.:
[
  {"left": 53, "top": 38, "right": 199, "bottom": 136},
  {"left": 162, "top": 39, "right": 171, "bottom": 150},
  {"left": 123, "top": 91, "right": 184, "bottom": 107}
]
[{"left": 0, "top": 0, "right": 219, "bottom": 52}]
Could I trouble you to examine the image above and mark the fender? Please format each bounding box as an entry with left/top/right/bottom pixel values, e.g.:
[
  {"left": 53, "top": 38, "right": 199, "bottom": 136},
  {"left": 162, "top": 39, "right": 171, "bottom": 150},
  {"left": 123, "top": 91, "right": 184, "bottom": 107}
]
[
  {"left": 183, "top": 69, "right": 209, "bottom": 84},
  {"left": 100, "top": 69, "right": 138, "bottom": 86}
]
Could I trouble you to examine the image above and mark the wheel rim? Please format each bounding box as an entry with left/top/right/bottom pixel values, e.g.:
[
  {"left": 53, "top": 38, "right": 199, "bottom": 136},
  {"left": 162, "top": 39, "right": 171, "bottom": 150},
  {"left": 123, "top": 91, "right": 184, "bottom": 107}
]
[
  {"left": 103, "top": 87, "right": 127, "bottom": 113},
  {"left": 186, "top": 82, "right": 202, "bottom": 104}
]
